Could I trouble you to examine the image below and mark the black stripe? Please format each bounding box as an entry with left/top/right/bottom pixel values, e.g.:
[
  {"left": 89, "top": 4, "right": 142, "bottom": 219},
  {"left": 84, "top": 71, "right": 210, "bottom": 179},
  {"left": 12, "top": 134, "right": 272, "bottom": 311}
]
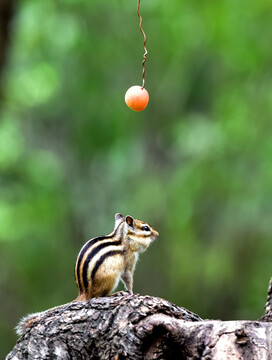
[
  {"left": 91, "top": 250, "right": 124, "bottom": 281},
  {"left": 76, "top": 235, "right": 114, "bottom": 293},
  {"left": 82, "top": 240, "right": 122, "bottom": 292}
]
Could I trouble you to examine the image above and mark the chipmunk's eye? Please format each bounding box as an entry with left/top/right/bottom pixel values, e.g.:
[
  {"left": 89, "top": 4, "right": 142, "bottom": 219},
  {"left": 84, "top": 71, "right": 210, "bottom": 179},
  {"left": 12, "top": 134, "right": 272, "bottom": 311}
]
[{"left": 142, "top": 225, "right": 150, "bottom": 232}]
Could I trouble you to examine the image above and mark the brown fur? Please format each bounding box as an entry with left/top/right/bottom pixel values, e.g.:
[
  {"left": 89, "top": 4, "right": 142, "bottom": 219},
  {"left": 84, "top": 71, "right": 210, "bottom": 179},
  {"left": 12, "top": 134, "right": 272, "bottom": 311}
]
[{"left": 75, "top": 214, "right": 159, "bottom": 301}]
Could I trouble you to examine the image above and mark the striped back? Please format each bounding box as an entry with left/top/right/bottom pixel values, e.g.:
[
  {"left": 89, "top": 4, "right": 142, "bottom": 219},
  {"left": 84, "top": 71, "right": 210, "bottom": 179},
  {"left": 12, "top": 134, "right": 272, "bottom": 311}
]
[{"left": 75, "top": 230, "right": 123, "bottom": 294}]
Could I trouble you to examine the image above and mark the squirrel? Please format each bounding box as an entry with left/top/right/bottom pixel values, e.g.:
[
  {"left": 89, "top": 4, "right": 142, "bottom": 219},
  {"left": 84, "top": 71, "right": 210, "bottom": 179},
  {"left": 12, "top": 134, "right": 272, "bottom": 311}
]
[
  {"left": 16, "top": 213, "right": 159, "bottom": 335},
  {"left": 75, "top": 213, "right": 159, "bottom": 301}
]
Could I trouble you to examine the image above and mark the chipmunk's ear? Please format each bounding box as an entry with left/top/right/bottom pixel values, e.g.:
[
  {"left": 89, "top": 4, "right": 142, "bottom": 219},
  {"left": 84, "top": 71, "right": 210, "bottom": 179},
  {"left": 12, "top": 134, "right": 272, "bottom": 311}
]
[
  {"left": 114, "top": 213, "right": 124, "bottom": 229},
  {"left": 125, "top": 215, "right": 134, "bottom": 227},
  {"left": 115, "top": 213, "right": 124, "bottom": 221}
]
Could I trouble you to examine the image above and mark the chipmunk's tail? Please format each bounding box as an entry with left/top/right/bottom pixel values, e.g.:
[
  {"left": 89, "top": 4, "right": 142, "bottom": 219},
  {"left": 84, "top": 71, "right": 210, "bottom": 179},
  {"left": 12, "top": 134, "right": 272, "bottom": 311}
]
[{"left": 15, "top": 312, "right": 41, "bottom": 336}]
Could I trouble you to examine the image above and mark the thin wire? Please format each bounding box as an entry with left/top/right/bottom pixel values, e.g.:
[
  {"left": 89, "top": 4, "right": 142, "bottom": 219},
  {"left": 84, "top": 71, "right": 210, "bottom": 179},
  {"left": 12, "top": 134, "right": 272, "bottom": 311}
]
[{"left": 137, "top": 0, "right": 147, "bottom": 89}]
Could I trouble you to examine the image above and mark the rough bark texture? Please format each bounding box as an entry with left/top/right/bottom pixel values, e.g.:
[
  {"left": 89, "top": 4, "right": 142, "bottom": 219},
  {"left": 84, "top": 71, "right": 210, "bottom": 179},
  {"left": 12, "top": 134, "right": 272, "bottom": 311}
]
[{"left": 6, "top": 287, "right": 272, "bottom": 360}]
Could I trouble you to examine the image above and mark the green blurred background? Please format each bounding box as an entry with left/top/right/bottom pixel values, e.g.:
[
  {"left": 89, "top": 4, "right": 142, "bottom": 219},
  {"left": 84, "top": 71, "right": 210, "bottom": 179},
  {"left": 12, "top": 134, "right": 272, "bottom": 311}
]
[{"left": 1, "top": 0, "right": 272, "bottom": 356}]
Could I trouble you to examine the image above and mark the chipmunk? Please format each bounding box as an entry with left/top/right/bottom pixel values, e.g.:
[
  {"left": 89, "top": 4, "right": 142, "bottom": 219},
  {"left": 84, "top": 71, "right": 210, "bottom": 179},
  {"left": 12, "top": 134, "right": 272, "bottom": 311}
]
[
  {"left": 16, "top": 213, "right": 159, "bottom": 335},
  {"left": 75, "top": 213, "right": 159, "bottom": 301}
]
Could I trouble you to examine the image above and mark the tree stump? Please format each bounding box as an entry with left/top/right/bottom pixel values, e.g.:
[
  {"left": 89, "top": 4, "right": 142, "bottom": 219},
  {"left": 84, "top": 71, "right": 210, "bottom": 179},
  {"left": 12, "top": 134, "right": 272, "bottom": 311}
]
[{"left": 6, "top": 278, "right": 272, "bottom": 360}]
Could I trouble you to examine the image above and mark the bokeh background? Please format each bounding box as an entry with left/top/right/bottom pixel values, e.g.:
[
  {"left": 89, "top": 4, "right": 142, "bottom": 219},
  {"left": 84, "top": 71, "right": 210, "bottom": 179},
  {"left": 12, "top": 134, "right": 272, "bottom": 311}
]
[{"left": 1, "top": 0, "right": 272, "bottom": 356}]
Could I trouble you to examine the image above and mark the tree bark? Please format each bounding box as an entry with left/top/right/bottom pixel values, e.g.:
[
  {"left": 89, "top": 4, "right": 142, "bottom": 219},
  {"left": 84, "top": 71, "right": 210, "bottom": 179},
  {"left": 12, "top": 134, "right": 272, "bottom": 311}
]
[{"left": 6, "top": 286, "right": 272, "bottom": 360}]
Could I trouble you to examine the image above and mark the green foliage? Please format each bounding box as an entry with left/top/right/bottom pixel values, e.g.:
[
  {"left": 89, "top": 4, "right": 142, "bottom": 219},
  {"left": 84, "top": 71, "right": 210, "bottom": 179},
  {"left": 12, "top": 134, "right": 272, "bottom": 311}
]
[{"left": 1, "top": 0, "right": 272, "bottom": 356}]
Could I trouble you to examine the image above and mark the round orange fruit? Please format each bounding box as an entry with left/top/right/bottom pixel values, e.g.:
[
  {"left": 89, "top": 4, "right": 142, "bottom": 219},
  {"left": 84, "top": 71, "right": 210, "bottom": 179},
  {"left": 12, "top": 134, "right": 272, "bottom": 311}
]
[{"left": 125, "top": 85, "right": 149, "bottom": 111}]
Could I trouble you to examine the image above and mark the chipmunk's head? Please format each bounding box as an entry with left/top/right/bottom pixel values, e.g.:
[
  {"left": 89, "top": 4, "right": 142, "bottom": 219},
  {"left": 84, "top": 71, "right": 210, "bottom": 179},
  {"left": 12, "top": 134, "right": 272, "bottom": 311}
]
[{"left": 114, "top": 213, "right": 159, "bottom": 252}]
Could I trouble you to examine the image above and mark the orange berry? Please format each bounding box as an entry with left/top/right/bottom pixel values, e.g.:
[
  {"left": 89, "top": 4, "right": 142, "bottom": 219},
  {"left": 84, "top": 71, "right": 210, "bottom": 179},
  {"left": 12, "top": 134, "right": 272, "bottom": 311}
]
[{"left": 125, "top": 85, "right": 149, "bottom": 111}]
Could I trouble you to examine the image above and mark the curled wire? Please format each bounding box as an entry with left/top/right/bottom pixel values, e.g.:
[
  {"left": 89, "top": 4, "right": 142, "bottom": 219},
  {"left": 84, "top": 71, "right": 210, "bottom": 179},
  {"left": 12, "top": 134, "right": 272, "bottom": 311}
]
[{"left": 137, "top": 0, "right": 148, "bottom": 89}]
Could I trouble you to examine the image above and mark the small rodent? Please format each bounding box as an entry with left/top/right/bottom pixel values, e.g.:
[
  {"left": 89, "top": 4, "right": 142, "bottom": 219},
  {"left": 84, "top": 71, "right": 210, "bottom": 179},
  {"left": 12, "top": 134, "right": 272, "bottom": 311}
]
[{"left": 75, "top": 213, "right": 159, "bottom": 301}]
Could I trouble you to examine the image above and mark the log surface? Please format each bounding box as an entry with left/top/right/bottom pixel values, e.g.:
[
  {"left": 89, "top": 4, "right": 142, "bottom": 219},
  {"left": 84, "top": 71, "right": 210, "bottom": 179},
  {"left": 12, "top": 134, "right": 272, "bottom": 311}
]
[{"left": 6, "top": 292, "right": 272, "bottom": 360}]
